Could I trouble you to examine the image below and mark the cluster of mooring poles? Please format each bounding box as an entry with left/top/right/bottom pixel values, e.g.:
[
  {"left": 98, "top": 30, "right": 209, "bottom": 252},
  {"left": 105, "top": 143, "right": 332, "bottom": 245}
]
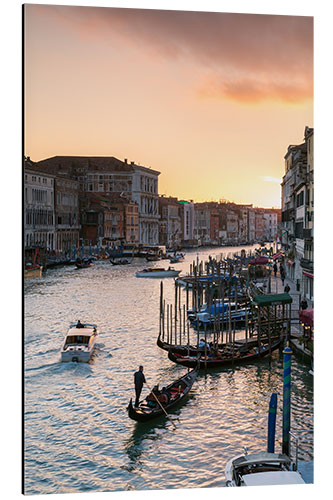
[{"left": 158, "top": 249, "right": 292, "bottom": 367}]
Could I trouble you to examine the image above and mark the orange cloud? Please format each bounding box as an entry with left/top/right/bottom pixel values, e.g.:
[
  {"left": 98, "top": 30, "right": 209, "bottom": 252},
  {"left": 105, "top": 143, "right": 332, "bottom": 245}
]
[
  {"left": 27, "top": 6, "right": 313, "bottom": 104},
  {"left": 198, "top": 74, "right": 313, "bottom": 104}
]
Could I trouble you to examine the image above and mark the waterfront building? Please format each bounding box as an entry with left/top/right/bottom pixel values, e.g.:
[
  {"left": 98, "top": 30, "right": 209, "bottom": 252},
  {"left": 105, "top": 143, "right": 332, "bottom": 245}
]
[
  {"left": 178, "top": 200, "right": 195, "bottom": 246},
  {"left": 301, "top": 127, "right": 314, "bottom": 301},
  {"left": 33, "top": 156, "right": 160, "bottom": 246},
  {"left": 263, "top": 210, "right": 279, "bottom": 242},
  {"left": 226, "top": 210, "right": 238, "bottom": 244},
  {"left": 54, "top": 174, "right": 80, "bottom": 253},
  {"left": 80, "top": 195, "right": 106, "bottom": 246},
  {"left": 254, "top": 210, "right": 265, "bottom": 242},
  {"left": 80, "top": 193, "right": 139, "bottom": 246},
  {"left": 130, "top": 161, "right": 160, "bottom": 246},
  {"left": 247, "top": 208, "right": 256, "bottom": 243},
  {"left": 210, "top": 208, "right": 220, "bottom": 245},
  {"left": 194, "top": 203, "right": 211, "bottom": 246},
  {"left": 24, "top": 160, "right": 55, "bottom": 250},
  {"left": 281, "top": 127, "right": 313, "bottom": 302},
  {"left": 281, "top": 141, "right": 307, "bottom": 282},
  {"left": 158, "top": 195, "right": 181, "bottom": 248},
  {"left": 124, "top": 200, "right": 139, "bottom": 244}
]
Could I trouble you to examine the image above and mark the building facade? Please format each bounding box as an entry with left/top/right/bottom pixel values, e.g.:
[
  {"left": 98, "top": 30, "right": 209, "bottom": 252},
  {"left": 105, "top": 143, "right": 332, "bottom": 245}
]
[
  {"left": 33, "top": 156, "right": 160, "bottom": 246},
  {"left": 158, "top": 196, "right": 181, "bottom": 248},
  {"left": 178, "top": 201, "right": 195, "bottom": 246},
  {"left": 281, "top": 127, "right": 313, "bottom": 301},
  {"left": 54, "top": 175, "right": 80, "bottom": 253},
  {"left": 24, "top": 164, "right": 55, "bottom": 250}
]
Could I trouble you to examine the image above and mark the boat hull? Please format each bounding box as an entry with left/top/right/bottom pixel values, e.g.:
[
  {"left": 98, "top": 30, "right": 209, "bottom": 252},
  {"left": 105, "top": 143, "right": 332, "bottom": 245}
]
[
  {"left": 24, "top": 266, "right": 43, "bottom": 278},
  {"left": 136, "top": 270, "right": 180, "bottom": 278},
  {"left": 61, "top": 350, "right": 93, "bottom": 362},
  {"left": 168, "top": 339, "right": 282, "bottom": 368},
  {"left": 156, "top": 333, "right": 258, "bottom": 357}
]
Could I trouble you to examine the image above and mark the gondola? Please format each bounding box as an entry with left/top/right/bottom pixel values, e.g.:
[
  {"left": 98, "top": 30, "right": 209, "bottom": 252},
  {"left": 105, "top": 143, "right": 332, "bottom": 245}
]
[
  {"left": 156, "top": 331, "right": 258, "bottom": 357},
  {"left": 167, "top": 338, "right": 282, "bottom": 368},
  {"left": 75, "top": 258, "right": 93, "bottom": 269},
  {"left": 110, "top": 258, "right": 131, "bottom": 265},
  {"left": 127, "top": 363, "right": 199, "bottom": 423}
]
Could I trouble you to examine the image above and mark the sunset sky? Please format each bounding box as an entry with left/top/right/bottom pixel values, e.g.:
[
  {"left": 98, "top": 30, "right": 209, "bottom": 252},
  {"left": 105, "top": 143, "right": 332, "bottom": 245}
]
[{"left": 24, "top": 3, "right": 313, "bottom": 208}]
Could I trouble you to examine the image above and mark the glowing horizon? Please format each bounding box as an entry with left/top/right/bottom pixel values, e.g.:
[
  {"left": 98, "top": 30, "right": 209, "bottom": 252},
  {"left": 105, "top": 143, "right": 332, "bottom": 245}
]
[{"left": 24, "top": 5, "right": 313, "bottom": 208}]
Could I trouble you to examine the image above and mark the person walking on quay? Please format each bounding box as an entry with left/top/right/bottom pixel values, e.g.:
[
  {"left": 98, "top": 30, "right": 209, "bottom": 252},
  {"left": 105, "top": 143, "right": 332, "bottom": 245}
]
[
  {"left": 273, "top": 262, "right": 278, "bottom": 277},
  {"left": 284, "top": 283, "right": 290, "bottom": 294},
  {"left": 301, "top": 297, "right": 308, "bottom": 310},
  {"left": 134, "top": 365, "right": 146, "bottom": 408},
  {"left": 280, "top": 266, "right": 285, "bottom": 286}
]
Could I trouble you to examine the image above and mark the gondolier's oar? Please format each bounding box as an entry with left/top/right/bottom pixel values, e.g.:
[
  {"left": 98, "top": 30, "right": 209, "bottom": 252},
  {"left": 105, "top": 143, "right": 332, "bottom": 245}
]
[{"left": 146, "top": 383, "right": 177, "bottom": 429}]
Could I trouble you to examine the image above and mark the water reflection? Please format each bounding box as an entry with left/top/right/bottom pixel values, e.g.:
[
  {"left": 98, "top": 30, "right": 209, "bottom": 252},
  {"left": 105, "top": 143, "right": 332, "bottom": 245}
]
[
  {"left": 24, "top": 246, "right": 313, "bottom": 494},
  {"left": 124, "top": 421, "right": 170, "bottom": 472}
]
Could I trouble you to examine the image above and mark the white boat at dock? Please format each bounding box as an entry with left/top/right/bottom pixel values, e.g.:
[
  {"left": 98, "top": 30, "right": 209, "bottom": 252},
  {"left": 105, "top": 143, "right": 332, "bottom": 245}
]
[
  {"left": 61, "top": 322, "right": 98, "bottom": 362},
  {"left": 136, "top": 267, "right": 181, "bottom": 278},
  {"left": 225, "top": 451, "right": 305, "bottom": 487}
]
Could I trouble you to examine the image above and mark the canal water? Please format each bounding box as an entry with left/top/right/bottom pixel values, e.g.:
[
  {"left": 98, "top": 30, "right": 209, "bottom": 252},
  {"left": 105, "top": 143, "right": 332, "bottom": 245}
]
[{"left": 24, "top": 246, "right": 313, "bottom": 495}]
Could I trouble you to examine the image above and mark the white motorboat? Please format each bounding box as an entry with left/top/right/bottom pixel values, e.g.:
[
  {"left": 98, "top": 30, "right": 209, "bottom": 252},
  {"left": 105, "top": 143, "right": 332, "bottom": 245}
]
[
  {"left": 61, "top": 322, "right": 98, "bottom": 362},
  {"left": 136, "top": 267, "right": 181, "bottom": 278},
  {"left": 225, "top": 451, "right": 305, "bottom": 487}
]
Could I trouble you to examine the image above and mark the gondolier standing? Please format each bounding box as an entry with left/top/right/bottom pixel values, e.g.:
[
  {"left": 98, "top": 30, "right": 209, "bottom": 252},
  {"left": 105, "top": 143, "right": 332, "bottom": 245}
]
[{"left": 134, "top": 365, "right": 146, "bottom": 408}]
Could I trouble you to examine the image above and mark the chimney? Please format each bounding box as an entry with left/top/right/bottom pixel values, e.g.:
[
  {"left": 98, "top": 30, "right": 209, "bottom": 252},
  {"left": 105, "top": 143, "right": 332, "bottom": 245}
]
[{"left": 124, "top": 158, "right": 128, "bottom": 164}]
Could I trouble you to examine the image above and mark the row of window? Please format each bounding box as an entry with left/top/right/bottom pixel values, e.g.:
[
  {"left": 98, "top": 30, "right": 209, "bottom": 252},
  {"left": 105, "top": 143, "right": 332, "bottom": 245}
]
[
  {"left": 26, "top": 209, "right": 54, "bottom": 226},
  {"left": 26, "top": 175, "right": 52, "bottom": 186},
  {"left": 25, "top": 232, "right": 54, "bottom": 248},
  {"left": 32, "top": 188, "right": 48, "bottom": 203},
  {"left": 140, "top": 176, "right": 158, "bottom": 194},
  {"left": 56, "top": 192, "right": 78, "bottom": 207}
]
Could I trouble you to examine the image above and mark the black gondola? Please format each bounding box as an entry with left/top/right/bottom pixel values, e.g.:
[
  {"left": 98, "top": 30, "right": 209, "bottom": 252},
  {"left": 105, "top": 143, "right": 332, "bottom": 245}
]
[
  {"left": 75, "top": 258, "right": 93, "bottom": 269},
  {"left": 156, "top": 331, "right": 258, "bottom": 357},
  {"left": 127, "top": 363, "right": 199, "bottom": 423},
  {"left": 167, "top": 339, "right": 282, "bottom": 368},
  {"left": 110, "top": 258, "right": 131, "bottom": 265},
  {"left": 145, "top": 254, "right": 161, "bottom": 262}
]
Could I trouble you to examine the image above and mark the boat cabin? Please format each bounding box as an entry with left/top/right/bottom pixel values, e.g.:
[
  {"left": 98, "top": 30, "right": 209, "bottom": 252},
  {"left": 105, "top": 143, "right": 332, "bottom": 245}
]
[{"left": 65, "top": 334, "right": 91, "bottom": 346}]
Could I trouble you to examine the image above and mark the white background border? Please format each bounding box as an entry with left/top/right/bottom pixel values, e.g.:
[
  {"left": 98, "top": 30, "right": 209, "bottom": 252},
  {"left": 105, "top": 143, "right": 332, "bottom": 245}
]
[{"left": 2, "top": 1, "right": 331, "bottom": 499}]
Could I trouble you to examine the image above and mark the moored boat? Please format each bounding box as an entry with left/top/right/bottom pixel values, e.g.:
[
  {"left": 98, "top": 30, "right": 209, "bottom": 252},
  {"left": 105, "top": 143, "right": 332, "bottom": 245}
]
[
  {"left": 127, "top": 363, "right": 199, "bottom": 422},
  {"left": 61, "top": 322, "right": 98, "bottom": 362},
  {"left": 24, "top": 264, "right": 43, "bottom": 278},
  {"left": 145, "top": 254, "right": 161, "bottom": 262},
  {"left": 225, "top": 451, "right": 305, "bottom": 486},
  {"left": 167, "top": 338, "right": 281, "bottom": 368},
  {"left": 75, "top": 258, "right": 94, "bottom": 269},
  {"left": 156, "top": 331, "right": 258, "bottom": 357},
  {"left": 110, "top": 258, "right": 131, "bottom": 265},
  {"left": 190, "top": 306, "right": 252, "bottom": 329},
  {"left": 136, "top": 267, "right": 181, "bottom": 278}
]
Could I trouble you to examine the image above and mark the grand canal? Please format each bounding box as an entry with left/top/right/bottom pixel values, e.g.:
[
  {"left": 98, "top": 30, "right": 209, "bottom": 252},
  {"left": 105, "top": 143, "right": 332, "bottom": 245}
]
[{"left": 24, "top": 246, "right": 313, "bottom": 495}]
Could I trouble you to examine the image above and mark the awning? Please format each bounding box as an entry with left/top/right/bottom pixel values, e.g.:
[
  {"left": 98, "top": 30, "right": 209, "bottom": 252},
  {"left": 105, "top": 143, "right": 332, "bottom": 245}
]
[
  {"left": 249, "top": 256, "right": 269, "bottom": 265},
  {"left": 302, "top": 271, "right": 314, "bottom": 279},
  {"left": 272, "top": 251, "right": 283, "bottom": 260},
  {"left": 253, "top": 293, "right": 293, "bottom": 307},
  {"left": 298, "top": 308, "right": 313, "bottom": 327}
]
